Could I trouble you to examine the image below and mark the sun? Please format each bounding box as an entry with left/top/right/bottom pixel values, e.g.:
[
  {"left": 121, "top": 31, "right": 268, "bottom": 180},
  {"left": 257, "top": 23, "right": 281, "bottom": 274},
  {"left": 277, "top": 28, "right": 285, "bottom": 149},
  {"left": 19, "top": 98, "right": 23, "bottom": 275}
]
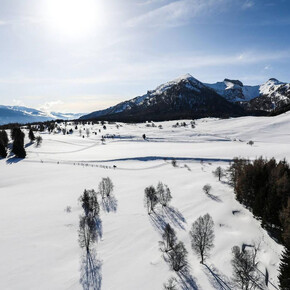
[{"left": 43, "top": 0, "right": 104, "bottom": 38}]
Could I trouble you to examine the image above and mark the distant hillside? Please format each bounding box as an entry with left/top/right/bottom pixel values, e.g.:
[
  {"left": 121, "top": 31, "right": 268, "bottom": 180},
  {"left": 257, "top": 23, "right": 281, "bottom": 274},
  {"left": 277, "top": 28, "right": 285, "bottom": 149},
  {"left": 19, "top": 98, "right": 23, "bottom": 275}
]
[{"left": 0, "top": 105, "right": 82, "bottom": 125}]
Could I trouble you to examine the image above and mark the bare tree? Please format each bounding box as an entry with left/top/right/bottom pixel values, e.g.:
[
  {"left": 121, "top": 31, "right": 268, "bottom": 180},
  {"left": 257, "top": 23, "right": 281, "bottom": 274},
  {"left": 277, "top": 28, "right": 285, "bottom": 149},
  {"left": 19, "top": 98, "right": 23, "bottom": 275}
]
[
  {"left": 189, "top": 213, "right": 215, "bottom": 264},
  {"left": 79, "top": 189, "right": 99, "bottom": 218},
  {"left": 163, "top": 277, "right": 178, "bottom": 290},
  {"left": 202, "top": 184, "right": 212, "bottom": 195},
  {"left": 35, "top": 136, "right": 43, "bottom": 147},
  {"left": 231, "top": 245, "right": 262, "bottom": 290},
  {"left": 78, "top": 215, "right": 98, "bottom": 253},
  {"left": 159, "top": 223, "right": 177, "bottom": 253},
  {"left": 98, "top": 177, "right": 114, "bottom": 199},
  {"left": 213, "top": 166, "right": 224, "bottom": 181},
  {"left": 144, "top": 186, "right": 158, "bottom": 214},
  {"left": 157, "top": 182, "right": 172, "bottom": 207},
  {"left": 167, "top": 242, "right": 188, "bottom": 272}
]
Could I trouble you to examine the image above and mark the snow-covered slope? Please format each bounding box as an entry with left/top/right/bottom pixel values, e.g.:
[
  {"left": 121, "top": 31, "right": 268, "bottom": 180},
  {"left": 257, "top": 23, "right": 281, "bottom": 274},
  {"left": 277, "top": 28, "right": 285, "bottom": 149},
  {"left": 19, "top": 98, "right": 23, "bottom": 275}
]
[
  {"left": 248, "top": 78, "right": 290, "bottom": 111},
  {"left": 206, "top": 78, "right": 290, "bottom": 111},
  {"left": 206, "top": 79, "right": 260, "bottom": 102},
  {"left": 0, "top": 105, "right": 82, "bottom": 125},
  {"left": 1, "top": 113, "right": 289, "bottom": 289},
  {"left": 80, "top": 74, "right": 245, "bottom": 121}
]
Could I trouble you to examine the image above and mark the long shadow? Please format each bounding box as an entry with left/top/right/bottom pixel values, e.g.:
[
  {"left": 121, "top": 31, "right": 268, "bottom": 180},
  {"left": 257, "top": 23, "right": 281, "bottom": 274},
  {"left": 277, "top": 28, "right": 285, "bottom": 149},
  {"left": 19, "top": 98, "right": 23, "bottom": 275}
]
[
  {"left": 177, "top": 268, "right": 199, "bottom": 290},
  {"left": 203, "top": 264, "right": 232, "bottom": 290},
  {"left": 6, "top": 157, "right": 23, "bottom": 164},
  {"left": 163, "top": 206, "right": 186, "bottom": 230},
  {"left": 149, "top": 205, "right": 186, "bottom": 233},
  {"left": 95, "top": 217, "right": 103, "bottom": 240},
  {"left": 25, "top": 142, "right": 34, "bottom": 148},
  {"left": 101, "top": 195, "right": 118, "bottom": 213},
  {"left": 149, "top": 212, "right": 168, "bottom": 233},
  {"left": 96, "top": 156, "right": 233, "bottom": 163},
  {"left": 80, "top": 250, "right": 102, "bottom": 290},
  {"left": 206, "top": 193, "right": 222, "bottom": 203}
]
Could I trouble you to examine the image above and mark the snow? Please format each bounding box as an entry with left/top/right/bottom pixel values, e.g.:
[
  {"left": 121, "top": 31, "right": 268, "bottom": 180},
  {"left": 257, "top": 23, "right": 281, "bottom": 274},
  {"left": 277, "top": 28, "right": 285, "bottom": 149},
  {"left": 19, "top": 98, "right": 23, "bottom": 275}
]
[
  {"left": 259, "top": 78, "right": 285, "bottom": 96},
  {"left": 1, "top": 113, "right": 289, "bottom": 289},
  {"left": 206, "top": 80, "right": 260, "bottom": 102}
]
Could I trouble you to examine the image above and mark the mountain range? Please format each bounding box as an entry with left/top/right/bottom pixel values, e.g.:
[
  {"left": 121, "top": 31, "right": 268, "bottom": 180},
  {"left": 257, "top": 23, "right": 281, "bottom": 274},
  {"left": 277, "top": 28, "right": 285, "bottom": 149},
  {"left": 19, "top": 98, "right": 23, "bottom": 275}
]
[
  {"left": 1, "top": 74, "right": 289, "bottom": 125},
  {"left": 0, "top": 105, "right": 82, "bottom": 125},
  {"left": 80, "top": 74, "right": 290, "bottom": 122}
]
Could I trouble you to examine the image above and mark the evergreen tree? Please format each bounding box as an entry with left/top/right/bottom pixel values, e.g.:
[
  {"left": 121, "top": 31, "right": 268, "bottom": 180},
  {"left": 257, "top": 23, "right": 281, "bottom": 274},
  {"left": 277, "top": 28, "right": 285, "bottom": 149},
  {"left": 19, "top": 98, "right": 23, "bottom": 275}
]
[
  {"left": 12, "top": 128, "right": 26, "bottom": 158},
  {"left": 0, "top": 141, "right": 7, "bottom": 158},
  {"left": 279, "top": 246, "right": 290, "bottom": 290},
  {"left": 0, "top": 130, "right": 8, "bottom": 147}
]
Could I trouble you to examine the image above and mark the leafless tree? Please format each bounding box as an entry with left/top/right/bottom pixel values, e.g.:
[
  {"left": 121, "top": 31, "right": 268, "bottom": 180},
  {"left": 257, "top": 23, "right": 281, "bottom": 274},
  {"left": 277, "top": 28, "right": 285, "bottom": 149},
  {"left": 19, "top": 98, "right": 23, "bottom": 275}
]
[
  {"left": 163, "top": 277, "right": 178, "bottom": 290},
  {"left": 189, "top": 213, "right": 215, "bottom": 264},
  {"left": 202, "top": 184, "right": 212, "bottom": 195},
  {"left": 144, "top": 186, "right": 158, "bottom": 214},
  {"left": 98, "top": 177, "right": 114, "bottom": 199},
  {"left": 231, "top": 245, "right": 262, "bottom": 290},
  {"left": 79, "top": 189, "right": 99, "bottom": 218},
  {"left": 213, "top": 166, "right": 224, "bottom": 181},
  {"left": 157, "top": 182, "right": 172, "bottom": 207},
  {"left": 167, "top": 242, "right": 188, "bottom": 272},
  {"left": 159, "top": 223, "right": 177, "bottom": 253}
]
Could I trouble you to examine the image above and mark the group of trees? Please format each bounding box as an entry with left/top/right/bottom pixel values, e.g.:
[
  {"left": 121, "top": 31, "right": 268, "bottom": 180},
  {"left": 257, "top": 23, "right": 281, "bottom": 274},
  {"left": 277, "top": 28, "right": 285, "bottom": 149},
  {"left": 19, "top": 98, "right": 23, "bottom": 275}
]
[
  {"left": 78, "top": 177, "right": 115, "bottom": 289},
  {"left": 229, "top": 157, "right": 290, "bottom": 289},
  {"left": 144, "top": 182, "right": 172, "bottom": 214},
  {"left": 159, "top": 213, "right": 215, "bottom": 290},
  {"left": 159, "top": 223, "right": 188, "bottom": 272}
]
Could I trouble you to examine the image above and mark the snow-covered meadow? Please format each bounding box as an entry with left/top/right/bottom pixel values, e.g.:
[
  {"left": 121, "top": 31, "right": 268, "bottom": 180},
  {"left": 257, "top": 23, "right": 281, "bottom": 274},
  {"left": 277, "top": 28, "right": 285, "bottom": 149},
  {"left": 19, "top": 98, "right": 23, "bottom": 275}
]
[{"left": 1, "top": 112, "right": 289, "bottom": 290}]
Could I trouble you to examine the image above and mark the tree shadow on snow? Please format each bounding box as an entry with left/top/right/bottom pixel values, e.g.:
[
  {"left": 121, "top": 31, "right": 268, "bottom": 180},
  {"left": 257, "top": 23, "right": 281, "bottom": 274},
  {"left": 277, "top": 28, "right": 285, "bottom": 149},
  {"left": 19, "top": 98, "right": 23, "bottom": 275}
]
[
  {"left": 149, "top": 206, "right": 186, "bottom": 233},
  {"left": 95, "top": 217, "right": 103, "bottom": 240},
  {"left": 163, "top": 206, "right": 186, "bottom": 229},
  {"left": 206, "top": 193, "right": 222, "bottom": 203},
  {"left": 177, "top": 268, "right": 199, "bottom": 290},
  {"left": 80, "top": 250, "right": 102, "bottom": 290},
  {"left": 203, "top": 263, "right": 233, "bottom": 290},
  {"left": 101, "top": 195, "right": 118, "bottom": 213},
  {"left": 6, "top": 157, "right": 23, "bottom": 164}
]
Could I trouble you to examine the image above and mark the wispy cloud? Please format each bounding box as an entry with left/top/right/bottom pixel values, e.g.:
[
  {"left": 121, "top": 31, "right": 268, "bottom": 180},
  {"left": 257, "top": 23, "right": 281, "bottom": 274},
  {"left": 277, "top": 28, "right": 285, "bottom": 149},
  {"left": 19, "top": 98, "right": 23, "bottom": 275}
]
[
  {"left": 127, "top": 0, "right": 232, "bottom": 28},
  {"left": 242, "top": 0, "right": 255, "bottom": 9},
  {"left": 0, "top": 20, "right": 8, "bottom": 26},
  {"left": 0, "top": 50, "right": 288, "bottom": 86}
]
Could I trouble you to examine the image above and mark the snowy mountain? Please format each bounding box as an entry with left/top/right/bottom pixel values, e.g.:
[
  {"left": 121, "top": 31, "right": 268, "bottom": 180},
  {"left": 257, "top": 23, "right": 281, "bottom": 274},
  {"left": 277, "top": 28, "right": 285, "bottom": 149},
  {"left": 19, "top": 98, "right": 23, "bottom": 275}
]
[
  {"left": 80, "top": 74, "right": 245, "bottom": 122},
  {"left": 205, "top": 79, "right": 260, "bottom": 102},
  {"left": 0, "top": 105, "right": 82, "bottom": 125},
  {"left": 206, "top": 78, "right": 290, "bottom": 111},
  {"left": 246, "top": 78, "right": 290, "bottom": 111}
]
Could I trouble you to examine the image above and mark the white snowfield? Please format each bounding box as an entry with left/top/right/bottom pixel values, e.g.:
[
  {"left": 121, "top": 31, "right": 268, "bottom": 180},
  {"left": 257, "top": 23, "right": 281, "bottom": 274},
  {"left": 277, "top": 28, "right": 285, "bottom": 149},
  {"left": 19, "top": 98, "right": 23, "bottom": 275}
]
[{"left": 1, "top": 112, "right": 289, "bottom": 290}]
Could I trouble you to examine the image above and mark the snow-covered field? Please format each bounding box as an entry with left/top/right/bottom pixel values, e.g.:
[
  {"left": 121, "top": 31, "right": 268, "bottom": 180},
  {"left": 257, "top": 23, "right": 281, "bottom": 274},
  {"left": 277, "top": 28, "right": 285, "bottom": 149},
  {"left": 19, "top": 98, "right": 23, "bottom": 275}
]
[{"left": 1, "top": 113, "right": 289, "bottom": 290}]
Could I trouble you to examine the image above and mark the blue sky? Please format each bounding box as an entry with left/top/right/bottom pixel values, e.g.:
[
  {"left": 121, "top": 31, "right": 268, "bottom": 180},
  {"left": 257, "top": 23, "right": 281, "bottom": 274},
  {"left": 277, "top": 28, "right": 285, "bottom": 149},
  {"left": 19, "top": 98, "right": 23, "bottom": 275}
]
[{"left": 0, "top": 0, "right": 289, "bottom": 113}]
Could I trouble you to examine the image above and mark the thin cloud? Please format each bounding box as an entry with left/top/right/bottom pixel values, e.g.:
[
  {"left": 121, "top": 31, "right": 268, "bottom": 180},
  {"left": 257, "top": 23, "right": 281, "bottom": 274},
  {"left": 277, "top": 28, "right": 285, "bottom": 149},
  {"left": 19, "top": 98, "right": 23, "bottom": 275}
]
[
  {"left": 126, "top": 0, "right": 232, "bottom": 28},
  {"left": 242, "top": 0, "right": 255, "bottom": 9},
  {"left": 0, "top": 50, "right": 288, "bottom": 85}
]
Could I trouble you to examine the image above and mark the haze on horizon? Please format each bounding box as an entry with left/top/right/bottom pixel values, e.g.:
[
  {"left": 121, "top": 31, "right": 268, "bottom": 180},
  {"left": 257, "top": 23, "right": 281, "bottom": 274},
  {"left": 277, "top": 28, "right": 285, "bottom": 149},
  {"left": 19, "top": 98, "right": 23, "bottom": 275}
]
[{"left": 0, "top": 0, "right": 289, "bottom": 113}]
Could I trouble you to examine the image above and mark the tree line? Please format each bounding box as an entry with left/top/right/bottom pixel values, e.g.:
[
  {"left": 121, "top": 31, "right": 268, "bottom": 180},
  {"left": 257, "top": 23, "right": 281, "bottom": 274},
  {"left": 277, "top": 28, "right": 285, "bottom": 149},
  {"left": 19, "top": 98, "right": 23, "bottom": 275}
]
[{"left": 229, "top": 157, "right": 290, "bottom": 289}]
